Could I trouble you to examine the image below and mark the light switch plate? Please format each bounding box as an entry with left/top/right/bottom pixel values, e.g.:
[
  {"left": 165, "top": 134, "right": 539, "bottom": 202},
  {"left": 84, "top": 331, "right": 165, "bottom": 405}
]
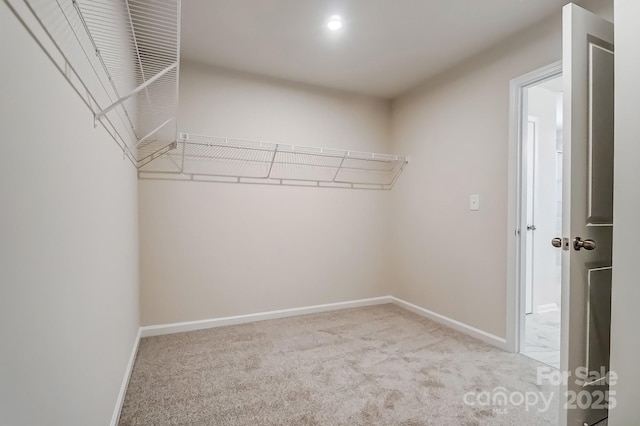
[{"left": 470, "top": 194, "right": 480, "bottom": 211}]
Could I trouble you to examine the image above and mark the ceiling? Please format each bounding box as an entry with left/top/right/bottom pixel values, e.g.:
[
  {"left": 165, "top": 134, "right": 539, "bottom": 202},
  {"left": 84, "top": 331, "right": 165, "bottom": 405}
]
[{"left": 181, "top": 0, "right": 571, "bottom": 98}]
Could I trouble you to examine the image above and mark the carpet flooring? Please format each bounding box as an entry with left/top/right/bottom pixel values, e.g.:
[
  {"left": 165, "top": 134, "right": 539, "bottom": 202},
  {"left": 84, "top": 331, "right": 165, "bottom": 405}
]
[{"left": 119, "top": 304, "right": 559, "bottom": 425}]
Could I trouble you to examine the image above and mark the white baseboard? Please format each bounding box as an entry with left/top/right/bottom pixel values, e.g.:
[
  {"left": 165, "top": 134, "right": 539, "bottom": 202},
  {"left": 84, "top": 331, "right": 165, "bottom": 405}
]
[
  {"left": 536, "top": 303, "right": 559, "bottom": 314},
  {"left": 140, "top": 296, "right": 391, "bottom": 338},
  {"left": 110, "top": 327, "right": 141, "bottom": 426},
  {"left": 139, "top": 295, "right": 507, "bottom": 351},
  {"left": 388, "top": 296, "right": 508, "bottom": 350}
]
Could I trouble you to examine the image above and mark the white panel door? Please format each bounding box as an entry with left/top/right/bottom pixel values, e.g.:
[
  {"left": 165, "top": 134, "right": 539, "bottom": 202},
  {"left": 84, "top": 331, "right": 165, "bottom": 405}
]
[{"left": 560, "top": 4, "right": 614, "bottom": 426}]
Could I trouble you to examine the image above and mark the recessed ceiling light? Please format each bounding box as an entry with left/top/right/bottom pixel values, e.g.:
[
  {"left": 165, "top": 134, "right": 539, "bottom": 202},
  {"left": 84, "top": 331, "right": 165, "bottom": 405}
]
[{"left": 327, "top": 15, "right": 343, "bottom": 31}]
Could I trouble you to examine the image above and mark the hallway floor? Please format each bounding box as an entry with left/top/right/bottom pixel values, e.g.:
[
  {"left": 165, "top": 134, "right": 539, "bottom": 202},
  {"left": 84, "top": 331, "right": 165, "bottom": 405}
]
[{"left": 522, "top": 310, "right": 561, "bottom": 369}]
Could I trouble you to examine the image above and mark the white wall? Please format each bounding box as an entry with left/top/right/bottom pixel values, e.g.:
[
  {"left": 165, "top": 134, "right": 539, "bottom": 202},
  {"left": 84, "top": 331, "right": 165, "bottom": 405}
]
[
  {"left": 139, "top": 62, "right": 392, "bottom": 326},
  {"left": 389, "top": 17, "right": 562, "bottom": 338},
  {"left": 0, "top": 4, "right": 140, "bottom": 426},
  {"left": 389, "top": 0, "right": 612, "bottom": 338},
  {"left": 528, "top": 86, "right": 562, "bottom": 311},
  {"left": 609, "top": 0, "right": 640, "bottom": 423}
]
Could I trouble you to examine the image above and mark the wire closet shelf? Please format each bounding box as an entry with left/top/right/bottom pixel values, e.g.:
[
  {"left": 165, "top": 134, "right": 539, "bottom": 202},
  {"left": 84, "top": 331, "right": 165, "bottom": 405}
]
[
  {"left": 9, "top": 0, "right": 180, "bottom": 167},
  {"left": 138, "top": 133, "right": 409, "bottom": 190}
]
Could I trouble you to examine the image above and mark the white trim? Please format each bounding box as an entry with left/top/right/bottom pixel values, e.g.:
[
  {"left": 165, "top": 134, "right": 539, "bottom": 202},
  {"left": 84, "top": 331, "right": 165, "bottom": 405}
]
[
  {"left": 110, "top": 327, "right": 141, "bottom": 426},
  {"left": 140, "top": 297, "right": 391, "bottom": 337},
  {"left": 507, "top": 61, "right": 563, "bottom": 353},
  {"left": 139, "top": 296, "right": 507, "bottom": 351},
  {"left": 388, "top": 296, "right": 508, "bottom": 350}
]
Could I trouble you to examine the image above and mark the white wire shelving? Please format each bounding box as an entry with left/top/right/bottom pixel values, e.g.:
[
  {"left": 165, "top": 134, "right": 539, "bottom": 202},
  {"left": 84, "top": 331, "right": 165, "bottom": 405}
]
[
  {"left": 7, "top": 1, "right": 408, "bottom": 189},
  {"left": 6, "top": 0, "right": 180, "bottom": 166},
  {"left": 138, "top": 133, "right": 408, "bottom": 190}
]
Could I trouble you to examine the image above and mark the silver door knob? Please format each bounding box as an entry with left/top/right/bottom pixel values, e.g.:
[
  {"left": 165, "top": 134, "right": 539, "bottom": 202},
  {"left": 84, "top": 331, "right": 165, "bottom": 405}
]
[
  {"left": 573, "top": 237, "right": 596, "bottom": 251},
  {"left": 552, "top": 238, "right": 563, "bottom": 248}
]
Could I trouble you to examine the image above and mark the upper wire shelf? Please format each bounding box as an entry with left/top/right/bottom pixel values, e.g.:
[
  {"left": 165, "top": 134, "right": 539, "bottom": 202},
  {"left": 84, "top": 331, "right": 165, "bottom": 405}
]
[
  {"left": 74, "top": 0, "right": 180, "bottom": 166},
  {"left": 9, "top": 0, "right": 180, "bottom": 167},
  {"left": 138, "top": 133, "right": 408, "bottom": 190}
]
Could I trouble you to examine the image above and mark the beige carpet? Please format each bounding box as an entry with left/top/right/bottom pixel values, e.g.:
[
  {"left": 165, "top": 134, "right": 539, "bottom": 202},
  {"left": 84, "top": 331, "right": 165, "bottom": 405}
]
[{"left": 119, "top": 304, "right": 559, "bottom": 425}]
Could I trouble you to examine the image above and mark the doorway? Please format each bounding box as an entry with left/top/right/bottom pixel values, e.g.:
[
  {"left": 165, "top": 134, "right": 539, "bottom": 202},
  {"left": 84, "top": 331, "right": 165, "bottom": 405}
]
[
  {"left": 506, "top": 61, "right": 563, "bottom": 367},
  {"left": 520, "top": 75, "right": 563, "bottom": 368}
]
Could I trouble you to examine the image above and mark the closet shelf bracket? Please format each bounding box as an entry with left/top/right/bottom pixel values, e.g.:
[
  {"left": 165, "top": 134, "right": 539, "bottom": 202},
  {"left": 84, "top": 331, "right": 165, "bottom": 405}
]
[{"left": 94, "top": 62, "right": 178, "bottom": 121}]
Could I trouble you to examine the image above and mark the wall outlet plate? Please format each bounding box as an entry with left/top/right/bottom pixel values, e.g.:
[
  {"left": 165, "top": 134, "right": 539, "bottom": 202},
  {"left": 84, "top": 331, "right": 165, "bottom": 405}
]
[{"left": 470, "top": 194, "right": 480, "bottom": 211}]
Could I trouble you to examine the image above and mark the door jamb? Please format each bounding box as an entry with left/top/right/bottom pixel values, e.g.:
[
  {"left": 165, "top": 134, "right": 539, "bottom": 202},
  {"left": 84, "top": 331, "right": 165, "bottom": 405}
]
[
  {"left": 524, "top": 115, "right": 539, "bottom": 320},
  {"left": 506, "top": 61, "right": 562, "bottom": 353}
]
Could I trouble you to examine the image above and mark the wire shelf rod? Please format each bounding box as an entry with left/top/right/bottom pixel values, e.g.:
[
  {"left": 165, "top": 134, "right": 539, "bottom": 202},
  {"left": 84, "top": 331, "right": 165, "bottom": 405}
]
[
  {"left": 164, "top": 169, "right": 395, "bottom": 188},
  {"left": 138, "top": 172, "right": 394, "bottom": 191}
]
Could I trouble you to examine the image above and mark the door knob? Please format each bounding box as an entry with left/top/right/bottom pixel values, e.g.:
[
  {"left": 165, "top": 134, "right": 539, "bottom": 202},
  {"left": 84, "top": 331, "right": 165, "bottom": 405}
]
[
  {"left": 552, "top": 237, "right": 563, "bottom": 248},
  {"left": 527, "top": 225, "right": 537, "bottom": 231},
  {"left": 573, "top": 237, "right": 596, "bottom": 251}
]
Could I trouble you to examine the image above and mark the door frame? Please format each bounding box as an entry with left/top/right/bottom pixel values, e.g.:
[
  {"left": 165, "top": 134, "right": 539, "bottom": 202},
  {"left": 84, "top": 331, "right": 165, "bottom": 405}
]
[{"left": 506, "top": 61, "right": 562, "bottom": 353}]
